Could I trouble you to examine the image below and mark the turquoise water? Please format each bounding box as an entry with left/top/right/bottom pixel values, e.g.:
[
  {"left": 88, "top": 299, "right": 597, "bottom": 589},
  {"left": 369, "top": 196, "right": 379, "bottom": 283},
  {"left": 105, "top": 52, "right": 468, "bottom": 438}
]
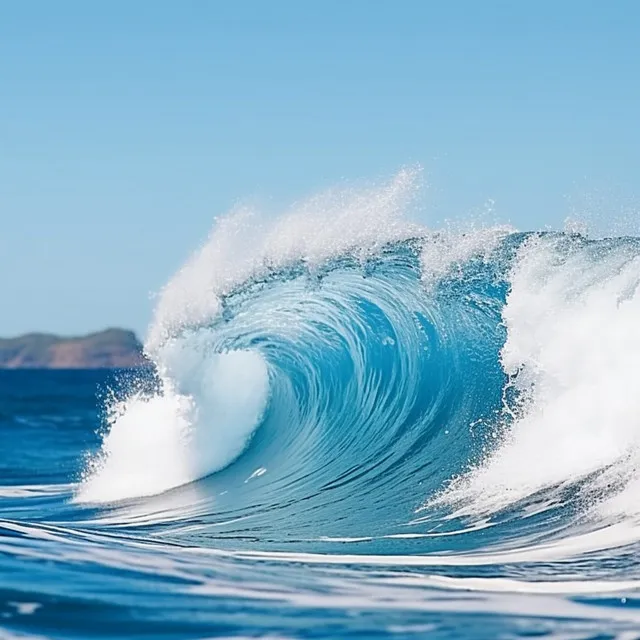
[{"left": 2, "top": 227, "right": 640, "bottom": 638}]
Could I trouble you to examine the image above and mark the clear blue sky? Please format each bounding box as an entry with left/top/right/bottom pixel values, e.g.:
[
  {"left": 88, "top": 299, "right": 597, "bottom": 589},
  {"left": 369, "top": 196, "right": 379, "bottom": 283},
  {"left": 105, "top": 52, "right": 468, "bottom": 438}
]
[{"left": 1, "top": 1, "right": 639, "bottom": 337}]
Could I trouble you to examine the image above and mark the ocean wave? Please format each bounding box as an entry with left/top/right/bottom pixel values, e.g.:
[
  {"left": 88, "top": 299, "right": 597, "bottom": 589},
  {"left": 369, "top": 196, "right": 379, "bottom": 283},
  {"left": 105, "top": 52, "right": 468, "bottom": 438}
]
[{"left": 76, "top": 172, "right": 640, "bottom": 572}]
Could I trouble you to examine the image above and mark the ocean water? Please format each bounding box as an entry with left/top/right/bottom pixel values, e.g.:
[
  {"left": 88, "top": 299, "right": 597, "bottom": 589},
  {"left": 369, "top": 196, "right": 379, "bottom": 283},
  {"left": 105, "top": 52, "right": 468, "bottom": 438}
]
[{"left": 3, "top": 173, "right": 640, "bottom": 638}]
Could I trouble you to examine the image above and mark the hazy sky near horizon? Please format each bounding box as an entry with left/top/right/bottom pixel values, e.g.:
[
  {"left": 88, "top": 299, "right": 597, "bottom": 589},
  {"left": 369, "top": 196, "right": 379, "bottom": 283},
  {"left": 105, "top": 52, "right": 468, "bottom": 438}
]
[{"left": 2, "top": 1, "right": 639, "bottom": 336}]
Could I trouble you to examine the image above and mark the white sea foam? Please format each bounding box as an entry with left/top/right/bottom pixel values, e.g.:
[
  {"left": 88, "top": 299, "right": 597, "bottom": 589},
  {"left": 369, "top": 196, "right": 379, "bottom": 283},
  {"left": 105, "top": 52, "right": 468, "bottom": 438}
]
[
  {"left": 420, "top": 223, "right": 512, "bottom": 286},
  {"left": 77, "top": 349, "right": 269, "bottom": 503},
  {"left": 440, "top": 233, "right": 640, "bottom": 516}
]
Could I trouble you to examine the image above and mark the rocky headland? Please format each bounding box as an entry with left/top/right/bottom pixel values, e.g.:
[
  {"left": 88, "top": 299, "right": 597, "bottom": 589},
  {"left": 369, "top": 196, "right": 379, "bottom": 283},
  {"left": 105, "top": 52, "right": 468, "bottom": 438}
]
[{"left": 0, "top": 329, "right": 149, "bottom": 369}]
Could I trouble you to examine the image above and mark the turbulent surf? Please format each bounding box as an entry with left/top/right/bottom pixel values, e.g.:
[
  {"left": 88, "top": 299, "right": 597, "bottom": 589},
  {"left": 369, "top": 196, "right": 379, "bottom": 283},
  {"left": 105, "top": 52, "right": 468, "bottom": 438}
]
[{"left": 3, "top": 171, "right": 640, "bottom": 638}]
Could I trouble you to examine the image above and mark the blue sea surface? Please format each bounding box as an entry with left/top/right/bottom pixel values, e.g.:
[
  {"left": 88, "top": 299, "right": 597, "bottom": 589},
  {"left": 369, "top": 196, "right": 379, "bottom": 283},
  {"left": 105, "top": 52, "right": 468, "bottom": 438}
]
[{"left": 2, "top": 230, "right": 640, "bottom": 639}]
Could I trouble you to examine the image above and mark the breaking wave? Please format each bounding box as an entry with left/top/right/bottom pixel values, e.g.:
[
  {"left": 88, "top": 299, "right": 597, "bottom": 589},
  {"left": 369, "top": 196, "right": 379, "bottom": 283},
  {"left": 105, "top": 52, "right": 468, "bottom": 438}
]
[{"left": 77, "top": 171, "right": 640, "bottom": 575}]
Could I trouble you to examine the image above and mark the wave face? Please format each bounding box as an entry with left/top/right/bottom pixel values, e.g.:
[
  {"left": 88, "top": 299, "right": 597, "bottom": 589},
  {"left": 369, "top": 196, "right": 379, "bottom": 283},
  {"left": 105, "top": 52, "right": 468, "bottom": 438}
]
[
  {"left": 78, "top": 173, "right": 515, "bottom": 534},
  {"left": 7, "top": 173, "right": 640, "bottom": 637}
]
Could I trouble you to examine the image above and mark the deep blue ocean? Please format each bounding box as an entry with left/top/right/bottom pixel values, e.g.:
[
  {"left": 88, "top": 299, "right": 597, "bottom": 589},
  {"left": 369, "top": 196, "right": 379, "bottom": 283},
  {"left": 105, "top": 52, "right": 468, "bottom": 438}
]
[{"left": 4, "top": 177, "right": 640, "bottom": 638}]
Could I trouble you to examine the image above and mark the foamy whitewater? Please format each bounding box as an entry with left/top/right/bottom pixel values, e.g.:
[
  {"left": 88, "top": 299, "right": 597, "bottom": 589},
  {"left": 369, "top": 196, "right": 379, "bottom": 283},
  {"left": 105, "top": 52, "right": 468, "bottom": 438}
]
[{"left": 3, "top": 171, "right": 640, "bottom": 638}]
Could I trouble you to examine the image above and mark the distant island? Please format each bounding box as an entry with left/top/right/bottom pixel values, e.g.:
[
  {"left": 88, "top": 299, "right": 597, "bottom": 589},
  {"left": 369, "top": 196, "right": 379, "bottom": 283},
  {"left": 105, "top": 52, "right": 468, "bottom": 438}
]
[{"left": 0, "top": 328, "right": 150, "bottom": 369}]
